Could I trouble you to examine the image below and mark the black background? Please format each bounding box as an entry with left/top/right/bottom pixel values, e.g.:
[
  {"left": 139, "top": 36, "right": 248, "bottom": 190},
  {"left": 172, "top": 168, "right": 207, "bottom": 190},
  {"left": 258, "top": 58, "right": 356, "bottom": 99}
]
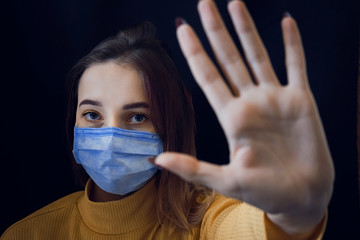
[{"left": 1, "top": 0, "right": 359, "bottom": 239}]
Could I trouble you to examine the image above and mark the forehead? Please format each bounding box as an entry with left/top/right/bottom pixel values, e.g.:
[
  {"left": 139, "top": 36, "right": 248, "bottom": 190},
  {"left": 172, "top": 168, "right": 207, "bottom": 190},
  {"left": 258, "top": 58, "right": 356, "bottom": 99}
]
[{"left": 77, "top": 62, "right": 148, "bottom": 104}]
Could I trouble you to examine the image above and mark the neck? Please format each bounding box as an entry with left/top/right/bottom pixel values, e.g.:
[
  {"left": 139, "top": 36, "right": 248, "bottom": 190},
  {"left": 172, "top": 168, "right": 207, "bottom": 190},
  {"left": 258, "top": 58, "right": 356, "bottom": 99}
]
[{"left": 88, "top": 179, "right": 134, "bottom": 202}]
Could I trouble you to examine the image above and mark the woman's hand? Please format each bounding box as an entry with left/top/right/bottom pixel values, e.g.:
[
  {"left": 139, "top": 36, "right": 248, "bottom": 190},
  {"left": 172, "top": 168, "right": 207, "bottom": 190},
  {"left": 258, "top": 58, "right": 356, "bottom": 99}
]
[{"left": 155, "top": 0, "right": 334, "bottom": 235}]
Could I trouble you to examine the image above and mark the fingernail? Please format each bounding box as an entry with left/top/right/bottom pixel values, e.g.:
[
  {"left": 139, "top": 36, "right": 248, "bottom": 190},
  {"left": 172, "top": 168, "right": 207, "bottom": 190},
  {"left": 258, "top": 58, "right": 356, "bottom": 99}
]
[
  {"left": 175, "top": 17, "right": 187, "bottom": 29},
  {"left": 148, "top": 157, "right": 156, "bottom": 165},
  {"left": 283, "top": 11, "right": 292, "bottom": 18}
]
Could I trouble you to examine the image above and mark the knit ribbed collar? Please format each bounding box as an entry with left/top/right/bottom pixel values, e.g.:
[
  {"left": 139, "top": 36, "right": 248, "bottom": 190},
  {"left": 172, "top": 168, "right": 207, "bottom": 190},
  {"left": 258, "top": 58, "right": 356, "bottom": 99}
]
[{"left": 77, "top": 178, "right": 158, "bottom": 234}]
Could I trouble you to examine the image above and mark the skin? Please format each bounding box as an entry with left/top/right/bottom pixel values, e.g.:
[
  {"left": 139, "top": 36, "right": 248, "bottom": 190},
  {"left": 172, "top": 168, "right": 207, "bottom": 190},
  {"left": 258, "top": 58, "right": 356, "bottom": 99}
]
[
  {"left": 76, "top": 62, "right": 155, "bottom": 202},
  {"left": 155, "top": 0, "right": 335, "bottom": 238}
]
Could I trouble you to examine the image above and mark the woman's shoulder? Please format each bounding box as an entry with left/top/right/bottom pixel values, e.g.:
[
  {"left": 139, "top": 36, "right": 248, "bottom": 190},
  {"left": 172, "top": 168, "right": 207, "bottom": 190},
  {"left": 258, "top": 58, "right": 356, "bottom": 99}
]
[
  {"left": 201, "top": 194, "right": 267, "bottom": 239},
  {"left": 1, "top": 191, "right": 84, "bottom": 240},
  {"left": 207, "top": 193, "right": 243, "bottom": 212},
  {"left": 27, "top": 191, "right": 84, "bottom": 216}
]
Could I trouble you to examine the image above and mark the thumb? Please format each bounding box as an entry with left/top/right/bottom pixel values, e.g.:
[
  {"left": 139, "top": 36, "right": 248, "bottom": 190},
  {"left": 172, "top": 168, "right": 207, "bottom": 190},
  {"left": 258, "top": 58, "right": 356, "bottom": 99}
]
[{"left": 155, "top": 152, "right": 226, "bottom": 190}]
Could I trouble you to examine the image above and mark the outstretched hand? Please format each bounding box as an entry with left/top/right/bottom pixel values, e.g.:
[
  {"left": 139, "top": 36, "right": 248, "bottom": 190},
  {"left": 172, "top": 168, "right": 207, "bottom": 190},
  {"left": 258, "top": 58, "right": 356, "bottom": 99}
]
[{"left": 155, "top": 0, "right": 334, "bottom": 235}]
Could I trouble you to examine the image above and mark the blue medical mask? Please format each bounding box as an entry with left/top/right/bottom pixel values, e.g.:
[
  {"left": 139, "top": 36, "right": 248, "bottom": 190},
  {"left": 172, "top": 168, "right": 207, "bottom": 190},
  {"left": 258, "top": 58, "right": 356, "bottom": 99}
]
[{"left": 72, "top": 126, "right": 162, "bottom": 195}]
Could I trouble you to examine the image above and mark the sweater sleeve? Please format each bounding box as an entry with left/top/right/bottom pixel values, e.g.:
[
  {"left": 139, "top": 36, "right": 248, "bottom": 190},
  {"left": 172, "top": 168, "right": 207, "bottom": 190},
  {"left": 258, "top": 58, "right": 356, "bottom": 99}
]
[{"left": 200, "top": 195, "right": 327, "bottom": 240}]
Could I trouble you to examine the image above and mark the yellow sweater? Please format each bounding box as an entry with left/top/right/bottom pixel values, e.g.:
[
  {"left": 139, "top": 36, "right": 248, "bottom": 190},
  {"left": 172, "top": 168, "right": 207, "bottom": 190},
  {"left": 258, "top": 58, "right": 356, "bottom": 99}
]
[{"left": 1, "top": 178, "right": 326, "bottom": 239}]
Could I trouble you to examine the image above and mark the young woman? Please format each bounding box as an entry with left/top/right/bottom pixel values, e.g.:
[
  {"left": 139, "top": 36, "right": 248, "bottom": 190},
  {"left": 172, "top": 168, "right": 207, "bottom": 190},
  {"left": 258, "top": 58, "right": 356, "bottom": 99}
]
[{"left": 1, "top": 0, "right": 333, "bottom": 239}]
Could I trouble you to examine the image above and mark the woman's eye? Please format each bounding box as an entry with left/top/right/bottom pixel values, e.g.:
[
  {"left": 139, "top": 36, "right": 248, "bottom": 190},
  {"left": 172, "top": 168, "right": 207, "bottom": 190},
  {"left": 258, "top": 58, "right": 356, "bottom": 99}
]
[
  {"left": 83, "top": 112, "right": 101, "bottom": 121},
  {"left": 130, "top": 114, "right": 148, "bottom": 123}
]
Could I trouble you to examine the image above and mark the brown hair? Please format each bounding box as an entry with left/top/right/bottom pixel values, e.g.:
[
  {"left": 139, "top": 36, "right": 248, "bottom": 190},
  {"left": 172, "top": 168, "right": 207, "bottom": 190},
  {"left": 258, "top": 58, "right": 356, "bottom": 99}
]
[{"left": 66, "top": 21, "right": 213, "bottom": 231}]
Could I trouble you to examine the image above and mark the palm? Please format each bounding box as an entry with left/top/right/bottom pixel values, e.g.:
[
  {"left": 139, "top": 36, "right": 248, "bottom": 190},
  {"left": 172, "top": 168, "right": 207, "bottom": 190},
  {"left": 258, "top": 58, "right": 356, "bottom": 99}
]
[{"left": 220, "top": 87, "right": 321, "bottom": 212}]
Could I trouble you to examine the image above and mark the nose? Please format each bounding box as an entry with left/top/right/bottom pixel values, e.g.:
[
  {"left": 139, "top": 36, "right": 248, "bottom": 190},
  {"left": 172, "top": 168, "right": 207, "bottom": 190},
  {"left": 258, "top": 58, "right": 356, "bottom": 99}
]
[{"left": 105, "top": 116, "right": 123, "bottom": 129}]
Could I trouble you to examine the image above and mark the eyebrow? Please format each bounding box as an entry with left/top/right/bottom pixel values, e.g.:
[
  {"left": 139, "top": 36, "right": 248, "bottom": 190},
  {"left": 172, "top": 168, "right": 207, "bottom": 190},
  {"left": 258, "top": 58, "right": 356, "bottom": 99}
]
[
  {"left": 123, "top": 102, "right": 150, "bottom": 110},
  {"left": 78, "top": 99, "right": 149, "bottom": 110},
  {"left": 78, "top": 99, "right": 102, "bottom": 107}
]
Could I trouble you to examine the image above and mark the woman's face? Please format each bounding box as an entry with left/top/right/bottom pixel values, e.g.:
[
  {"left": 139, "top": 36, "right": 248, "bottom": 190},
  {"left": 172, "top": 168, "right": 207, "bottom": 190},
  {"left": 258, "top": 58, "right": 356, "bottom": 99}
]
[{"left": 75, "top": 61, "right": 155, "bottom": 133}]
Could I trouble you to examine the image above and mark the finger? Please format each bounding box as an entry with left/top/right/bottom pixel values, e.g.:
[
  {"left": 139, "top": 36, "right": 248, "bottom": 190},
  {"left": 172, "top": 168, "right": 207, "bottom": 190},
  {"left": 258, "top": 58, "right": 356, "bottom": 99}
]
[
  {"left": 228, "top": 1, "right": 278, "bottom": 85},
  {"left": 155, "top": 152, "right": 230, "bottom": 192},
  {"left": 281, "top": 15, "right": 308, "bottom": 89},
  {"left": 177, "top": 23, "right": 232, "bottom": 111},
  {"left": 197, "top": 0, "right": 253, "bottom": 92}
]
